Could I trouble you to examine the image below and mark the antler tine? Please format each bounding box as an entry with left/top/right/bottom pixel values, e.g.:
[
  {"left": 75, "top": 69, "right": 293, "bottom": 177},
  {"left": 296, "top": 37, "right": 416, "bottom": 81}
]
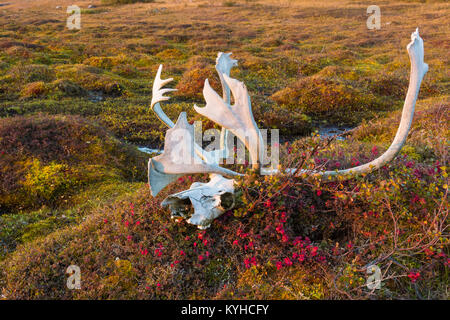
[
  {"left": 215, "top": 52, "right": 238, "bottom": 161},
  {"left": 150, "top": 64, "right": 177, "bottom": 128},
  {"left": 216, "top": 52, "right": 238, "bottom": 103},
  {"left": 154, "top": 64, "right": 174, "bottom": 90}
]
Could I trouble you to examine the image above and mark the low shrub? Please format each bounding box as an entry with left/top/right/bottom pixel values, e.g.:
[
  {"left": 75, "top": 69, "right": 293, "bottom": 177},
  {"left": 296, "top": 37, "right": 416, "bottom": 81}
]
[
  {"left": 1, "top": 131, "right": 447, "bottom": 299},
  {"left": 298, "top": 55, "right": 335, "bottom": 76},
  {"left": 20, "top": 159, "right": 80, "bottom": 205},
  {"left": 254, "top": 103, "right": 312, "bottom": 136},
  {"left": 54, "top": 64, "right": 127, "bottom": 96},
  {"left": 368, "top": 71, "right": 409, "bottom": 99},
  {"left": 8, "top": 64, "right": 55, "bottom": 83},
  {"left": 20, "top": 81, "right": 48, "bottom": 98},
  {"left": 270, "top": 75, "right": 388, "bottom": 125},
  {"left": 176, "top": 67, "right": 221, "bottom": 100}
]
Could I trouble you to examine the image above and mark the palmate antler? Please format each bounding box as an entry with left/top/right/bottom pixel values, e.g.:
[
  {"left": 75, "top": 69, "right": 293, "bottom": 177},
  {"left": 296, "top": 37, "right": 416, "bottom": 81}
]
[
  {"left": 195, "top": 74, "right": 264, "bottom": 169},
  {"left": 148, "top": 112, "right": 239, "bottom": 196},
  {"left": 148, "top": 29, "right": 428, "bottom": 229}
]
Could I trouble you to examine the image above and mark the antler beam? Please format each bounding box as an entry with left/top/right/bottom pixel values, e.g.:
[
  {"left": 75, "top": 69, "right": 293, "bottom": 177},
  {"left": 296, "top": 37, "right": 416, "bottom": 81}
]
[{"left": 298, "top": 28, "right": 428, "bottom": 178}]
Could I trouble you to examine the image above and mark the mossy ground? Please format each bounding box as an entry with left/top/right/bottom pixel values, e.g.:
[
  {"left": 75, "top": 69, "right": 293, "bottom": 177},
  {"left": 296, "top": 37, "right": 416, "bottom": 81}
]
[{"left": 0, "top": 0, "right": 448, "bottom": 299}]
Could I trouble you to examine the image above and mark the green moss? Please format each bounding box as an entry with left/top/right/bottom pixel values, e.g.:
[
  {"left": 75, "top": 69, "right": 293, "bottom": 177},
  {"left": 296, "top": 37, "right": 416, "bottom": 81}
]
[
  {"left": 21, "top": 159, "right": 81, "bottom": 206},
  {"left": 21, "top": 216, "right": 76, "bottom": 243}
]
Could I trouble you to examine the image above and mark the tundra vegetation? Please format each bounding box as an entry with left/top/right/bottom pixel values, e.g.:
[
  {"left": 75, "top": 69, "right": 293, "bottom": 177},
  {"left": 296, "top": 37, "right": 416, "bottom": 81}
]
[{"left": 0, "top": 0, "right": 448, "bottom": 299}]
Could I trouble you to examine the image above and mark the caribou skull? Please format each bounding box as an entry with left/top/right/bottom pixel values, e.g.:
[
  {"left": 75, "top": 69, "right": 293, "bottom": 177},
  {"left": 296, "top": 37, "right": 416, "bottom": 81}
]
[
  {"left": 147, "top": 29, "right": 428, "bottom": 229},
  {"left": 161, "top": 174, "right": 235, "bottom": 229}
]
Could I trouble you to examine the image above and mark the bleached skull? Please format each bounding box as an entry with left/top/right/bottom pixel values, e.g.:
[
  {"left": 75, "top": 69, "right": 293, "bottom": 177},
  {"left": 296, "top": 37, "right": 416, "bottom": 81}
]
[{"left": 161, "top": 174, "right": 235, "bottom": 229}]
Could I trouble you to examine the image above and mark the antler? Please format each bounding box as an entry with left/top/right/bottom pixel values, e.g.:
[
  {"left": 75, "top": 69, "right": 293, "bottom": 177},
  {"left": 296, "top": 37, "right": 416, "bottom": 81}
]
[
  {"left": 306, "top": 28, "right": 428, "bottom": 178},
  {"left": 195, "top": 74, "right": 264, "bottom": 169},
  {"left": 148, "top": 112, "right": 242, "bottom": 196},
  {"left": 147, "top": 28, "right": 428, "bottom": 229},
  {"left": 151, "top": 64, "right": 177, "bottom": 128},
  {"left": 148, "top": 64, "right": 244, "bottom": 196},
  {"left": 215, "top": 52, "right": 238, "bottom": 160},
  {"left": 149, "top": 64, "right": 229, "bottom": 165}
]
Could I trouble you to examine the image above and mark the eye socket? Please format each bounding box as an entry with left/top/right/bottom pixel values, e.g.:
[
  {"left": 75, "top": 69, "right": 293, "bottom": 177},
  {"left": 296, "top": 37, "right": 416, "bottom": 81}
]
[
  {"left": 168, "top": 198, "right": 194, "bottom": 220},
  {"left": 220, "top": 192, "right": 235, "bottom": 211}
]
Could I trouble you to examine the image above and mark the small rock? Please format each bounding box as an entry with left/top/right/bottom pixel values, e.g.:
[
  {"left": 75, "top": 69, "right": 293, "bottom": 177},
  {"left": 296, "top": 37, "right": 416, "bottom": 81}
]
[{"left": 56, "top": 6, "right": 61, "bottom": 9}]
